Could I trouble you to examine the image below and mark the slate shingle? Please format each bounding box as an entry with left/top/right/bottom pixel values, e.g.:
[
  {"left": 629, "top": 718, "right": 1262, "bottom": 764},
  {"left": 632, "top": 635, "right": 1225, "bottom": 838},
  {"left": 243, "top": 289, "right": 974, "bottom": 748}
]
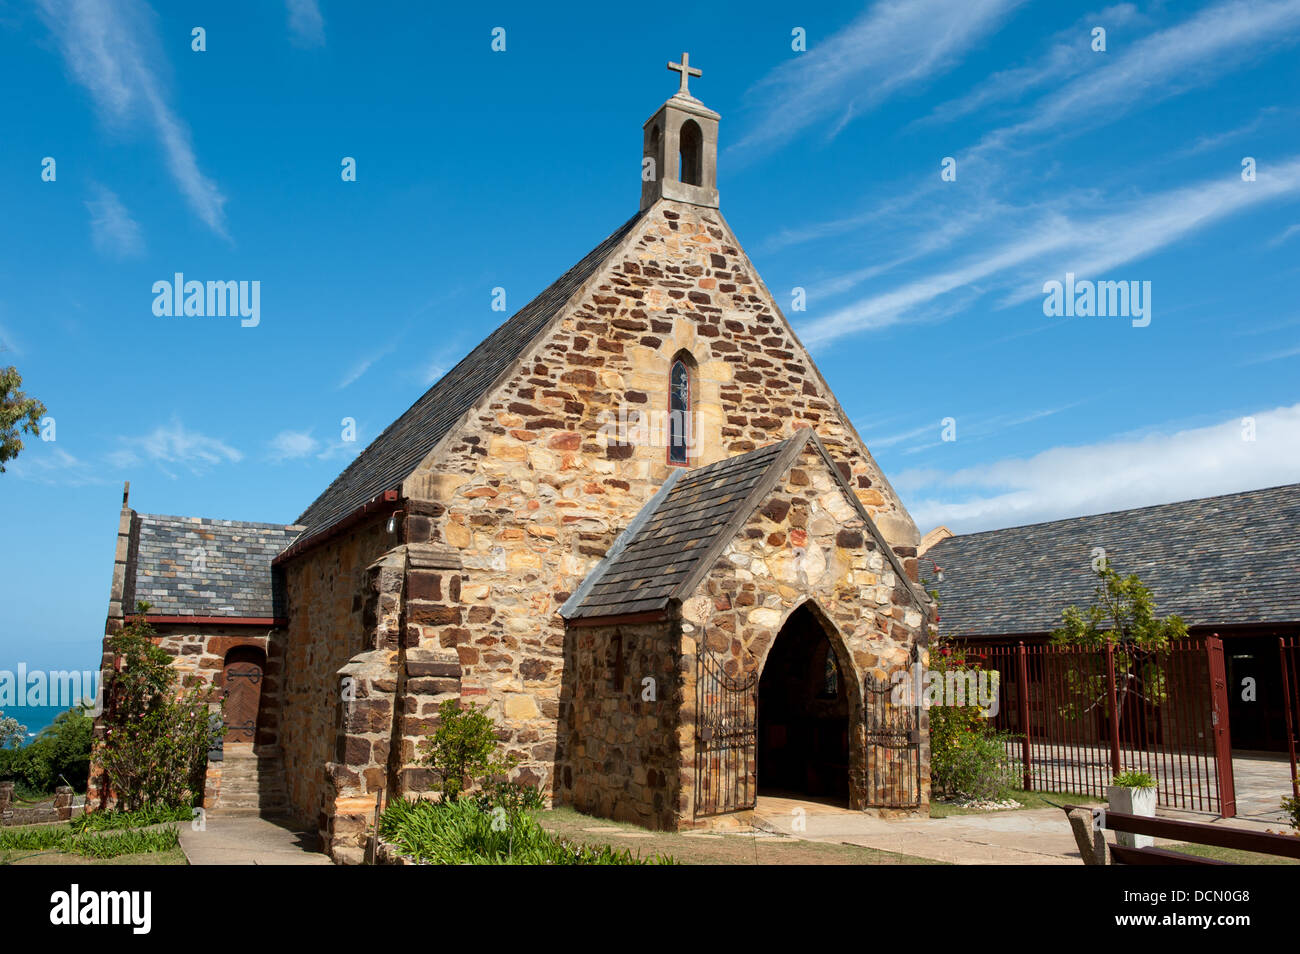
[
  {"left": 126, "top": 513, "right": 298, "bottom": 618},
  {"left": 925, "top": 483, "right": 1300, "bottom": 636},
  {"left": 565, "top": 437, "right": 800, "bottom": 620}
]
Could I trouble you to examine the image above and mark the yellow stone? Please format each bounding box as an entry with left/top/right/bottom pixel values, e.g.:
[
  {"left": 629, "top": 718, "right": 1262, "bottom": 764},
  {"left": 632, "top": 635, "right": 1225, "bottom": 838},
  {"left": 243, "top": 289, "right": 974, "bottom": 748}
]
[
  {"left": 444, "top": 522, "right": 471, "bottom": 548},
  {"left": 504, "top": 694, "right": 540, "bottom": 721}
]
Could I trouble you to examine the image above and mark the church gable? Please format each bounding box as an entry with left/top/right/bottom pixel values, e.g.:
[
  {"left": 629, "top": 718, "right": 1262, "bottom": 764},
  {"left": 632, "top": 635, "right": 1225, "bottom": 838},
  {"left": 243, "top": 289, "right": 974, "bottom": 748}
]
[{"left": 401, "top": 199, "right": 920, "bottom": 561}]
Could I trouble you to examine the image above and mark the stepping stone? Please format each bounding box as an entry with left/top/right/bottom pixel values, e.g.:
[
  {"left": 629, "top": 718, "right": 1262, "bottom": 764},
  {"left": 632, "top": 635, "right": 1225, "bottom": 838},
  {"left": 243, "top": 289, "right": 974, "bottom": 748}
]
[{"left": 581, "top": 826, "right": 623, "bottom": 833}]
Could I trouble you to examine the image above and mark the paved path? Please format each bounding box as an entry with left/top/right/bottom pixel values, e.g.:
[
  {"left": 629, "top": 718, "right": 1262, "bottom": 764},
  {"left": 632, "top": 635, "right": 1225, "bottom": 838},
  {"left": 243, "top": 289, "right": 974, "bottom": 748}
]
[
  {"left": 751, "top": 793, "right": 1290, "bottom": 865},
  {"left": 178, "top": 815, "right": 332, "bottom": 865}
]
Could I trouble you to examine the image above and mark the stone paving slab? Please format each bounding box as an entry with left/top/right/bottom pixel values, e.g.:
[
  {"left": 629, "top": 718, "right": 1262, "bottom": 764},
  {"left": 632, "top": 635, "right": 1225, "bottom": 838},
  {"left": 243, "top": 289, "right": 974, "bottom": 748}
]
[{"left": 178, "top": 815, "right": 332, "bottom": 865}]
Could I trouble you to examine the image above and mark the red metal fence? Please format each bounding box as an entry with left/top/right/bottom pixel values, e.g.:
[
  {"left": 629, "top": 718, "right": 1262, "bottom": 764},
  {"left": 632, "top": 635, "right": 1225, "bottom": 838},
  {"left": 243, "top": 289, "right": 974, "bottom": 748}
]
[
  {"left": 959, "top": 637, "right": 1235, "bottom": 816},
  {"left": 1282, "top": 636, "right": 1300, "bottom": 800}
]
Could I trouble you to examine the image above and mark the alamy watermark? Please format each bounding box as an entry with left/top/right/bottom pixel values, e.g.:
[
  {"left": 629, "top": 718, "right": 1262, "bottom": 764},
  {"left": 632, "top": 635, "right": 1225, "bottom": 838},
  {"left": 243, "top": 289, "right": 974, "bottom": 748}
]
[
  {"left": 0, "top": 664, "right": 102, "bottom": 716},
  {"left": 1042, "top": 272, "right": 1150, "bottom": 327},
  {"left": 890, "top": 662, "right": 1000, "bottom": 717},
  {"left": 152, "top": 273, "right": 260, "bottom": 327}
]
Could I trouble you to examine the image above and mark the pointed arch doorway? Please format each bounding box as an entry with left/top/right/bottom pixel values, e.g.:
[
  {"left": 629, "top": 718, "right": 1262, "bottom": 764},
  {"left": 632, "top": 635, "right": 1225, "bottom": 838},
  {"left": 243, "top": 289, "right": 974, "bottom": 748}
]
[{"left": 757, "top": 604, "right": 854, "bottom": 804}]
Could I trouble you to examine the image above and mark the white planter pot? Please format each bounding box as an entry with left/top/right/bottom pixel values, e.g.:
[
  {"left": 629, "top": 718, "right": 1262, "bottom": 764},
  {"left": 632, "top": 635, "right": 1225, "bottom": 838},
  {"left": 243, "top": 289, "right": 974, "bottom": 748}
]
[{"left": 1107, "top": 785, "right": 1157, "bottom": 848}]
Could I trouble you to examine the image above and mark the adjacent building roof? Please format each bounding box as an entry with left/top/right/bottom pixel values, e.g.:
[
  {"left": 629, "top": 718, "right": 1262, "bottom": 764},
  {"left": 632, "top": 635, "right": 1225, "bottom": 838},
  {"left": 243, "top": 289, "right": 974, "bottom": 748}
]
[
  {"left": 291, "top": 210, "right": 646, "bottom": 547},
  {"left": 925, "top": 483, "right": 1300, "bottom": 637},
  {"left": 126, "top": 513, "right": 298, "bottom": 619}
]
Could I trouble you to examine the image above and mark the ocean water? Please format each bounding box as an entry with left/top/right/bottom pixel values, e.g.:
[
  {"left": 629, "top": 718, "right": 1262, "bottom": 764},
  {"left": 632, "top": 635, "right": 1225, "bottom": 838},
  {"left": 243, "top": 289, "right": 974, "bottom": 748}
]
[{"left": 1, "top": 705, "right": 62, "bottom": 740}]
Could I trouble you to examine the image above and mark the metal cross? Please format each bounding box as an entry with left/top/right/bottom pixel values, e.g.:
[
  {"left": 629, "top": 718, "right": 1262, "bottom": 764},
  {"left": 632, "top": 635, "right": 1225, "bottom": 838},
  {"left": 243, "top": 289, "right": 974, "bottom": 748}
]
[{"left": 667, "top": 52, "right": 702, "bottom": 95}]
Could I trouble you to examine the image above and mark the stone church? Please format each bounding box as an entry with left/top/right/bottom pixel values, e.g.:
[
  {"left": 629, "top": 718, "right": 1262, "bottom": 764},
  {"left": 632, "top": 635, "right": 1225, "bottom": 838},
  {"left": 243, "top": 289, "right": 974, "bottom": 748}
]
[{"left": 92, "top": 57, "right": 934, "bottom": 861}]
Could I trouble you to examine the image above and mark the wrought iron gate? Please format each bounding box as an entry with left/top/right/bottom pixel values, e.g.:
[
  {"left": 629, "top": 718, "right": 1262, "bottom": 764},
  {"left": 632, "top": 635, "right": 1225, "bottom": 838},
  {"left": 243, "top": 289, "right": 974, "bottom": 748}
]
[
  {"left": 864, "top": 673, "right": 921, "bottom": 807},
  {"left": 694, "top": 653, "right": 757, "bottom": 817}
]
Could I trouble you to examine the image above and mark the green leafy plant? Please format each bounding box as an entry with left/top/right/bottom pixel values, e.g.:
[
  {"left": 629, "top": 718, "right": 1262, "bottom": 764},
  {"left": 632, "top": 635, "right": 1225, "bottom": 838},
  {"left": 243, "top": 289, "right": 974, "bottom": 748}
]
[
  {"left": 418, "top": 699, "right": 517, "bottom": 802},
  {"left": 0, "top": 364, "right": 47, "bottom": 473},
  {"left": 1053, "top": 558, "right": 1187, "bottom": 650},
  {"left": 71, "top": 803, "right": 192, "bottom": 833},
  {"left": 0, "top": 711, "right": 26, "bottom": 750},
  {"left": 926, "top": 635, "right": 1016, "bottom": 801},
  {"left": 0, "top": 707, "right": 93, "bottom": 793},
  {"left": 378, "top": 797, "right": 672, "bottom": 865},
  {"left": 96, "top": 603, "right": 222, "bottom": 811},
  {"left": 1112, "top": 770, "right": 1156, "bottom": 789},
  {"left": 1282, "top": 782, "right": 1299, "bottom": 832},
  {"left": 1051, "top": 558, "right": 1187, "bottom": 728},
  {"left": 0, "top": 821, "right": 180, "bottom": 858}
]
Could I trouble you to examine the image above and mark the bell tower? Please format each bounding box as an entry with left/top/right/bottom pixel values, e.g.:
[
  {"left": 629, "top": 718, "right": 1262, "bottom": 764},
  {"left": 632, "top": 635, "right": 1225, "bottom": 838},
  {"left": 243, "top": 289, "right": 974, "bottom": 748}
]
[{"left": 641, "top": 53, "right": 720, "bottom": 211}]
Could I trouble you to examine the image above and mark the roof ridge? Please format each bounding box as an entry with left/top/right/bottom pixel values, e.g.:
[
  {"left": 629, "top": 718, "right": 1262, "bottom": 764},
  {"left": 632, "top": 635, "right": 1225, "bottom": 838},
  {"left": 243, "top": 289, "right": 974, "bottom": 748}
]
[{"left": 291, "top": 209, "right": 647, "bottom": 539}]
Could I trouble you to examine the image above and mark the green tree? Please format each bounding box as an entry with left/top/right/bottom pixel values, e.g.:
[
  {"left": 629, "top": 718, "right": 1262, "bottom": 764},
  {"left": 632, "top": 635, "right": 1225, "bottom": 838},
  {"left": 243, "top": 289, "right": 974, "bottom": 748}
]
[
  {"left": 97, "top": 603, "right": 222, "bottom": 810},
  {"left": 419, "top": 699, "right": 517, "bottom": 802},
  {"left": 0, "top": 711, "right": 26, "bottom": 749},
  {"left": 0, "top": 365, "right": 47, "bottom": 472},
  {"left": 1051, "top": 558, "right": 1187, "bottom": 729},
  {"left": 1052, "top": 557, "right": 1187, "bottom": 649}
]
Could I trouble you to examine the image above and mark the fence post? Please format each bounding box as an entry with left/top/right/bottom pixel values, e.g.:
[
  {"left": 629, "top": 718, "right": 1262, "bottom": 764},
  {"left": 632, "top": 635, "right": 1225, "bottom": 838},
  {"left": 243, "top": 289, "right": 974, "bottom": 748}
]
[
  {"left": 1105, "top": 643, "right": 1122, "bottom": 776},
  {"left": 1205, "top": 635, "right": 1237, "bottom": 818},
  {"left": 1017, "top": 642, "right": 1032, "bottom": 791},
  {"left": 1281, "top": 637, "right": 1299, "bottom": 800}
]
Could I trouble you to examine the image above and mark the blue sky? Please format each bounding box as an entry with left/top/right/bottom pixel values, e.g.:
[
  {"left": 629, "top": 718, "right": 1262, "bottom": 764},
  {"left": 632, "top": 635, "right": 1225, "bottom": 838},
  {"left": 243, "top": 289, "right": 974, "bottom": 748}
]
[{"left": 2, "top": 0, "right": 1299, "bottom": 691}]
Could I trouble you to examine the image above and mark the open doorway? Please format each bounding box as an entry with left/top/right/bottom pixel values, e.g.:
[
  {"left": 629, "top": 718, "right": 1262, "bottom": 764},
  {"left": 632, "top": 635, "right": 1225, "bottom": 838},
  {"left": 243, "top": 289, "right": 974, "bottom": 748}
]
[{"left": 757, "top": 604, "right": 851, "bottom": 803}]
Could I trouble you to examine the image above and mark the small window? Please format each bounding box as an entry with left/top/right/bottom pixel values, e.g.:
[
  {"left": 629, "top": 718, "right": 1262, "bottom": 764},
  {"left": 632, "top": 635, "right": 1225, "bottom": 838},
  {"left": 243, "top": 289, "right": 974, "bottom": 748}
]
[
  {"left": 820, "top": 646, "right": 840, "bottom": 699},
  {"left": 669, "top": 359, "right": 690, "bottom": 465},
  {"left": 679, "top": 120, "right": 703, "bottom": 186}
]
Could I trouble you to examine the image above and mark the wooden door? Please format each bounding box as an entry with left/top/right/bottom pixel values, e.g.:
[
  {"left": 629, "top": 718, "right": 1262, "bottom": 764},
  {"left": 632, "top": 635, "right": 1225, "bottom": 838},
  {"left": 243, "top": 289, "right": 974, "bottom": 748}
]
[{"left": 222, "top": 650, "right": 264, "bottom": 744}]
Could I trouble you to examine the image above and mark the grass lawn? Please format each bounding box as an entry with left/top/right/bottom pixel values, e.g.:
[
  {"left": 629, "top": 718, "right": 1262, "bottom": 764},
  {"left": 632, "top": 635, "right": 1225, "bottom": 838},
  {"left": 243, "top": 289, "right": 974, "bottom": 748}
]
[
  {"left": 0, "top": 845, "right": 187, "bottom": 865},
  {"left": 929, "top": 789, "right": 1104, "bottom": 818},
  {"left": 0, "top": 816, "right": 187, "bottom": 866},
  {"left": 1161, "top": 842, "right": 1299, "bottom": 865},
  {"left": 539, "top": 806, "right": 946, "bottom": 865}
]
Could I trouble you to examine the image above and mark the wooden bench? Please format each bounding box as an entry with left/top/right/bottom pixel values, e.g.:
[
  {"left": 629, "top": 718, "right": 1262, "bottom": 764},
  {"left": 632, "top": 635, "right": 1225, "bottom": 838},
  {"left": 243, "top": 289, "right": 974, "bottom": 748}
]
[{"left": 1062, "top": 804, "right": 1300, "bottom": 865}]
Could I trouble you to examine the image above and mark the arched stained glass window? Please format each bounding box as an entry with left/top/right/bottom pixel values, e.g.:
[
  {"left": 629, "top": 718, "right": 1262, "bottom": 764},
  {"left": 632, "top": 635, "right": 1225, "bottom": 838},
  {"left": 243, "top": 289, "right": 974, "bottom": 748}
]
[
  {"left": 821, "top": 646, "right": 840, "bottom": 699},
  {"left": 669, "top": 359, "right": 690, "bottom": 465}
]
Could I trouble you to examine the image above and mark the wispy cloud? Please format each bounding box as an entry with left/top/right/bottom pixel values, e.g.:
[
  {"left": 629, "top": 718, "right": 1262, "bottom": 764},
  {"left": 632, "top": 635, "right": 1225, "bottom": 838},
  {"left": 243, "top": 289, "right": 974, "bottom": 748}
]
[
  {"left": 730, "top": 0, "right": 1027, "bottom": 158},
  {"left": 268, "top": 429, "right": 320, "bottom": 461},
  {"left": 8, "top": 448, "right": 104, "bottom": 487},
  {"left": 898, "top": 403, "right": 1300, "bottom": 533},
  {"left": 797, "top": 156, "right": 1300, "bottom": 346},
  {"left": 37, "top": 0, "right": 229, "bottom": 237},
  {"left": 1269, "top": 223, "right": 1300, "bottom": 246},
  {"left": 286, "top": 0, "right": 325, "bottom": 47},
  {"left": 973, "top": 0, "right": 1300, "bottom": 154},
  {"left": 918, "top": 4, "right": 1143, "bottom": 127},
  {"left": 84, "top": 185, "right": 143, "bottom": 259},
  {"left": 107, "top": 420, "right": 242, "bottom": 477}
]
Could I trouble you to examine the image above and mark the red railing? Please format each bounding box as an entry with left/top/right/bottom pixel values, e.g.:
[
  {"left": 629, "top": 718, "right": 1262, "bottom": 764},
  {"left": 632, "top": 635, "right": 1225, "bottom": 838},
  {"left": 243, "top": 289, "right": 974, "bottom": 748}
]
[
  {"left": 958, "top": 637, "right": 1235, "bottom": 816},
  {"left": 1281, "top": 636, "right": 1300, "bottom": 800}
]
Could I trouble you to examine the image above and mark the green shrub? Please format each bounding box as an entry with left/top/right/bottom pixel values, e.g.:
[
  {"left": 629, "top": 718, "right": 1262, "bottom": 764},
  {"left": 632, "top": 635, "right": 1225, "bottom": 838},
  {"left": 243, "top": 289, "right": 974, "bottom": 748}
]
[
  {"left": 0, "top": 707, "right": 93, "bottom": 794},
  {"left": 1281, "top": 782, "right": 1299, "bottom": 831},
  {"left": 378, "top": 797, "right": 672, "bottom": 865},
  {"left": 98, "top": 604, "right": 222, "bottom": 810},
  {"left": 1112, "top": 770, "right": 1156, "bottom": 789},
  {"left": 0, "top": 821, "right": 180, "bottom": 858},
  {"left": 926, "top": 636, "right": 1015, "bottom": 801},
  {"left": 419, "top": 699, "right": 517, "bottom": 802},
  {"left": 71, "top": 803, "right": 192, "bottom": 833}
]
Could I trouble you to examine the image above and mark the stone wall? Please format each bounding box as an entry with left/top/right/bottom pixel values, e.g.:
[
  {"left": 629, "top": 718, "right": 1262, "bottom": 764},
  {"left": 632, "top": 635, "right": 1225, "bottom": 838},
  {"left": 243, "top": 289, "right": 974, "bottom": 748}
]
[
  {"left": 278, "top": 513, "right": 397, "bottom": 834},
  {"left": 678, "top": 442, "right": 932, "bottom": 820},
  {"left": 554, "top": 618, "right": 684, "bottom": 829},
  {"left": 399, "top": 197, "right": 923, "bottom": 799}
]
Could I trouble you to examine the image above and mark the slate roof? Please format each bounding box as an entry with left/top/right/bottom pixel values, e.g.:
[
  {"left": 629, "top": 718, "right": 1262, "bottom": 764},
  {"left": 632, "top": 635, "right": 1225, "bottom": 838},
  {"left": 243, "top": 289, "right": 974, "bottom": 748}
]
[
  {"left": 563, "top": 437, "right": 802, "bottom": 620},
  {"left": 126, "top": 513, "right": 298, "bottom": 618},
  {"left": 291, "top": 210, "right": 646, "bottom": 547},
  {"left": 925, "top": 484, "right": 1300, "bottom": 637}
]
